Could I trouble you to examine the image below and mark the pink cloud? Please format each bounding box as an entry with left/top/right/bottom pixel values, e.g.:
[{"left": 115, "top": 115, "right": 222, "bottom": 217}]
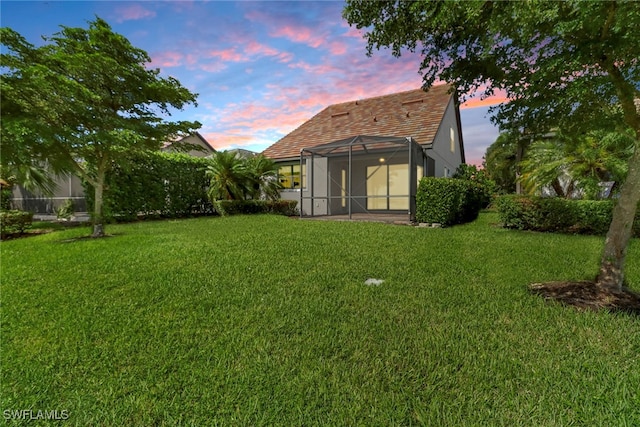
[
  {"left": 270, "top": 25, "right": 325, "bottom": 49},
  {"left": 201, "top": 131, "right": 256, "bottom": 149},
  {"left": 288, "top": 61, "right": 340, "bottom": 75},
  {"left": 328, "top": 41, "right": 348, "bottom": 56},
  {"left": 199, "top": 62, "right": 228, "bottom": 73},
  {"left": 208, "top": 48, "right": 246, "bottom": 62},
  {"left": 245, "top": 41, "right": 279, "bottom": 57},
  {"left": 150, "top": 51, "right": 183, "bottom": 68},
  {"left": 114, "top": 4, "right": 156, "bottom": 23},
  {"left": 461, "top": 88, "right": 509, "bottom": 109},
  {"left": 276, "top": 52, "right": 294, "bottom": 63},
  {"left": 343, "top": 26, "right": 365, "bottom": 39}
]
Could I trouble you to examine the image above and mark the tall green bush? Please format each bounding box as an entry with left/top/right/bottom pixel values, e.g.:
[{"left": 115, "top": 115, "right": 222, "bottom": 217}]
[
  {"left": 415, "top": 177, "right": 485, "bottom": 226},
  {"left": 494, "top": 195, "right": 640, "bottom": 237},
  {"left": 84, "top": 152, "right": 212, "bottom": 221}
]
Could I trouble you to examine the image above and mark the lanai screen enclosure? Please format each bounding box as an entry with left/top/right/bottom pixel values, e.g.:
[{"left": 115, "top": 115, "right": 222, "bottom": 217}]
[{"left": 299, "top": 135, "right": 429, "bottom": 221}]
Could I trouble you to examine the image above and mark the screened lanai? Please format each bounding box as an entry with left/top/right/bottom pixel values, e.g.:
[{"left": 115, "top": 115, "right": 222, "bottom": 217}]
[{"left": 299, "top": 135, "right": 429, "bottom": 222}]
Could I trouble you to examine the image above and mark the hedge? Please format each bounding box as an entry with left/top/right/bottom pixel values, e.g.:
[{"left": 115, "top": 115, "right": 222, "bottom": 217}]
[
  {"left": 494, "top": 195, "right": 640, "bottom": 237},
  {"left": 415, "top": 177, "right": 486, "bottom": 226},
  {"left": 84, "top": 151, "right": 213, "bottom": 221},
  {"left": 213, "top": 200, "right": 298, "bottom": 217},
  {"left": 0, "top": 210, "right": 33, "bottom": 239}
]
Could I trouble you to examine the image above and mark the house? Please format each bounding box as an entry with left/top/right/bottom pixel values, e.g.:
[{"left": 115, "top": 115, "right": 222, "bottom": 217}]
[
  {"left": 161, "top": 132, "right": 216, "bottom": 158},
  {"left": 262, "top": 84, "right": 465, "bottom": 220},
  {"left": 12, "top": 133, "right": 214, "bottom": 214}
]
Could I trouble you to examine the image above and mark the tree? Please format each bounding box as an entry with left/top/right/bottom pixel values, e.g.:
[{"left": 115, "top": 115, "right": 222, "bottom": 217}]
[
  {"left": 206, "top": 151, "right": 249, "bottom": 201},
  {"left": 206, "top": 152, "right": 282, "bottom": 202},
  {"left": 1, "top": 18, "right": 200, "bottom": 237},
  {"left": 520, "top": 131, "right": 634, "bottom": 199},
  {"left": 482, "top": 133, "right": 520, "bottom": 194},
  {"left": 344, "top": 0, "right": 640, "bottom": 292},
  {"left": 244, "top": 154, "right": 282, "bottom": 201}
]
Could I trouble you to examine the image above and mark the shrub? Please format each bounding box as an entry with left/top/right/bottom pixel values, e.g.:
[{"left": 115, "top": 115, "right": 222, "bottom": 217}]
[
  {"left": 573, "top": 200, "right": 613, "bottom": 235},
  {"left": 494, "top": 195, "right": 640, "bottom": 237},
  {"left": 452, "top": 164, "right": 495, "bottom": 208},
  {"left": 56, "top": 199, "right": 75, "bottom": 221},
  {"left": 265, "top": 200, "right": 298, "bottom": 216},
  {"left": 0, "top": 210, "right": 33, "bottom": 239},
  {"left": 0, "top": 186, "right": 13, "bottom": 210},
  {"left": 84, "top": 152, "right": 213, "bottom": 221},
  {"left": 213, "top": 200, "right": 298, "bottom": 217},
  {"left": 415, "top": 177, "right": 485, "bottom": 226},
  {"left": 494, "top": 195, "right": 547, "bottom": 230}
]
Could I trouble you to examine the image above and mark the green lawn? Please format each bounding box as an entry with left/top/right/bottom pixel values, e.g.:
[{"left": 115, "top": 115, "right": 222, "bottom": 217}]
[{"left": 1, "top": 213, "right": 639, "bottom": 426}]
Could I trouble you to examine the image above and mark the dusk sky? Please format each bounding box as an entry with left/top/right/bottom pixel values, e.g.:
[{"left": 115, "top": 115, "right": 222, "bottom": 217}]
[{"left": 2, "top": 1, "right": 502, "bottom": 165}]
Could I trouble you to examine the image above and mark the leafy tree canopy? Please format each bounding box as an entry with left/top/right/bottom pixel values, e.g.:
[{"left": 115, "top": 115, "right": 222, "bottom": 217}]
[
  {"left": 1, "top": 17, "right": 201, "bottom": 236},
  {"left": 482, "top": 133, "right": 520, "bottom": 194},
  {"left": 344, "top": 1, "right": 639, "bottom": 136}
]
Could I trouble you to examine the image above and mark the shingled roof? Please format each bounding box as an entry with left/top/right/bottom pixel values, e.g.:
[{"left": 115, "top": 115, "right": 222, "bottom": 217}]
[{"left": 263, "top": 84, "right": 456, "bottom": 160}]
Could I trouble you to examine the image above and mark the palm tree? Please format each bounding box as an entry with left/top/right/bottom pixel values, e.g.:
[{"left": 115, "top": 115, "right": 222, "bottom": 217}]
[
  {"left": 565, "top": 131, "right": 633, "bottom": 199},
  {"left": 205, "top": 151, "right": 249, "bottom": 201},
  {"left": 519, "top": 130, "right": 633, "bottom": 199},
  {"left": 244, "top": 154, "right": 281, "bottom": 201},
  {"left": 519, "top": 139, "right": 573, "bottom": 197}
]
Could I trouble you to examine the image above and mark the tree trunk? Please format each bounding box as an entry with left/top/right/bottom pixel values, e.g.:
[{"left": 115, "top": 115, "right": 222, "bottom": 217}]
[
  {"left": 91, "top": 165, "right": 106, "bottom": 238},
  {"left": 515, "top": 143, "right": 524, "bottom": 195},
  {"left": 596, "top": 142, "right": 640, "bottom": 291},
  {"left": 551, "top": 178, "right": 565, "bottom": 198}
]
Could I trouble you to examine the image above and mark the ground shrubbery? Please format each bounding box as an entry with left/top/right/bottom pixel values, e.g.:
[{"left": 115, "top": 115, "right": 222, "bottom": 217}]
[
  {"left": 415, "top": 177, "right": 488, "bottom": 226},
  {"left": 213, "top": 199, "right": 298, "bottom": 217},
  {"left": 494, "top": 195, "right": 640, "bottom": 236},
  {"left": 0, "top": 210, "right": 33, "bottom": 239}
]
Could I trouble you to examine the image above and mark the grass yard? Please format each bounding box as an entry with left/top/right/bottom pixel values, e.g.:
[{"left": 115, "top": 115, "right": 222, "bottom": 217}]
[{"left": 1, "top": 212, "right": 639, "bottom": 426}]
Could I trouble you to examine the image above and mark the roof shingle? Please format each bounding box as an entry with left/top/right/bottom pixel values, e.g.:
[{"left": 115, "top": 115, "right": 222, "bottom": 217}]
[{"left": 263, "top": 84, "right": 455, "bottom": 160}]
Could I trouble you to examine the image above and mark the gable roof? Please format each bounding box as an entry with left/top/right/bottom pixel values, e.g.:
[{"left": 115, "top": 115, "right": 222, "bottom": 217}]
[
  {"left": 263, "top": 84, "right": 456, "bottom": 160},
  {"left": 162, "top": 132, "right": 216, "bottom": 155}
]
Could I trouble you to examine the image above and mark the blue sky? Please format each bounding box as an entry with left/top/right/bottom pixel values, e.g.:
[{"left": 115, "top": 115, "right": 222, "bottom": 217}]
[{"left": 2, "top": 0, "right": 502, "bottom": 165}]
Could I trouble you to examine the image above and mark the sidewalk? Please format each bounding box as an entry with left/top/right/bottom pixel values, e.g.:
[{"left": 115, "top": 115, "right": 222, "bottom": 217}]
[{"left": 33, "top": 212, "right": 91, "bottom": 223}]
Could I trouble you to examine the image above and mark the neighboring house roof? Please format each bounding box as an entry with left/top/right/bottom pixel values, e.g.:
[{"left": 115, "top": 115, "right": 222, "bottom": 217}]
[
  {"left": 263, "top": 84, "right": 456, "bottom": 160},
  {"left": 226, "top": 148, "right": 258, "bottom": 159},
  {"left": 162, "top": 132, "right": 216, "bottom": 156}
]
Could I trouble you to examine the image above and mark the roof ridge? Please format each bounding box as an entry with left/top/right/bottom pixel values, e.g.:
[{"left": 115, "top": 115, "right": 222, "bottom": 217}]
[{"left": 329, "top": 83, "right": 451, "bottom": 109}]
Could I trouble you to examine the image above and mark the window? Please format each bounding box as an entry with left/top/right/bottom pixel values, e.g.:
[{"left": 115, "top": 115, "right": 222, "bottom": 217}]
[
  {"left": 366, "top": 164, "right": 409, "bottom": 210},
  {"left": 278, "top": 162, "right": 306, "bottom": 189},
  {"left": 444, "top": 166, "right": 451, "bottom": 178},
  {"left": 450, "top": 127, "right": 455, "bottom": 153}
]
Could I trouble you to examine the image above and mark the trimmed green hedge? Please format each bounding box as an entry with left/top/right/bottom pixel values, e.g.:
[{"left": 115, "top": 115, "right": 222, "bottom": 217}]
[
  {"left": 85, "top": 152, "right": 213, "bottom": 221},
  {"left": 0, "top": 210, "right": 33, "bottom": 239},
  {"left": 1, "top": 186, "right": 13, "bottom": 210},
  {"left": 494, "top": 195, "right": 640, "bottom": 236},
  {"left": 213, "top": 200, "right": 298, "bottom": 217},
  {"left": 415, "top": 177, "right": 486, "bottom": 226}
]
